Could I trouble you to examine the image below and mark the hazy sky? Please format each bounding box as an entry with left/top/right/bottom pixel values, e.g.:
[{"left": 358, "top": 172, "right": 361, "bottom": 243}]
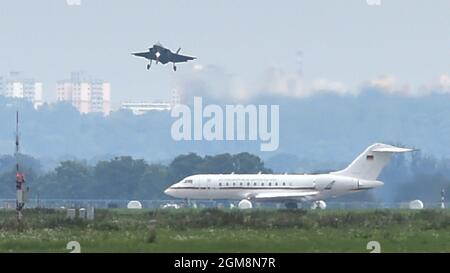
[{"left": 1, "top": 0, "right": 450, "bottom": 108}]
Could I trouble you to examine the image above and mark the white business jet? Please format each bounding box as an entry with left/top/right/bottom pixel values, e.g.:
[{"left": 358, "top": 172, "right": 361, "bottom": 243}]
[{"left": 164, "top": 143, "right": 412, "bottom": 209}]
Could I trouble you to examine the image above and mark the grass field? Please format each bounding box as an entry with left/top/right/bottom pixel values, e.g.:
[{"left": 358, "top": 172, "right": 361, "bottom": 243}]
[{"left": 0, "top": 208, "right": 450, "bottom": 253}]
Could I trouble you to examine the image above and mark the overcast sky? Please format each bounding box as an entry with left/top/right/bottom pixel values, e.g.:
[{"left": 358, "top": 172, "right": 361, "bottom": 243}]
[{"left": 1, "top": 0, "right": 450, "bottom": 108}]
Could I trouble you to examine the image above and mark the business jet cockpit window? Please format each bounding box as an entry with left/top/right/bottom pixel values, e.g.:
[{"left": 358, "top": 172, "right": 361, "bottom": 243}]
[{"left": 183, "top": 179, "right": 193, "bottom": 184}]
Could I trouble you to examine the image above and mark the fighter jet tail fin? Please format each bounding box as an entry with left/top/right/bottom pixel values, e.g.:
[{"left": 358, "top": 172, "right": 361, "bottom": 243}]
[
  {"left": 176, "top": 48, "right": 181, "bottom": 54},
  {"left": 331, "top": 143, "right": 413, "bottom": 180}
]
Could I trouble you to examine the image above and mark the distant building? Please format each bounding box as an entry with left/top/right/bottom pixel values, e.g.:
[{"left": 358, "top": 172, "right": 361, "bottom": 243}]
[
  {"left": 120, "top": 90, "right": 180, "bottom": 115},
  {"left": 0, "top": 72, "right": 44, "bottom": 109},
  {"left": 121, "top": 101, "right": 172, "bottom": 115},
  {"left": 56, "top": 72, "right": 111, "bottom": 115}
]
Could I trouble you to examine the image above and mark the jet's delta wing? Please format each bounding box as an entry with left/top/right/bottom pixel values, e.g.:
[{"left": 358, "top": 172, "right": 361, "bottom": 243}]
[{"left": 171, "top": 53, "right": 196, "bottom": 63}]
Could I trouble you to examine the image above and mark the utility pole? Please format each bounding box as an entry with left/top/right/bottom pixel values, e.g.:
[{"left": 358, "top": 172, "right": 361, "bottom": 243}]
[{"left": 15, "top": 111, "right": 27, "bottom": 223}]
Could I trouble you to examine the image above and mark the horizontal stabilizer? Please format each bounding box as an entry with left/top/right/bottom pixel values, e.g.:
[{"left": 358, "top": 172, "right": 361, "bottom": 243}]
[{"left": 371, "top": 146, "right": 414, "bottom": 153}]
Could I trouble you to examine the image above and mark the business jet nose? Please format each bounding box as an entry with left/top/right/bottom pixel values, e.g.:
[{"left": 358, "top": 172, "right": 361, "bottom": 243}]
[{"left": 164, "top": 187, "right": 173, "bottom": 196}]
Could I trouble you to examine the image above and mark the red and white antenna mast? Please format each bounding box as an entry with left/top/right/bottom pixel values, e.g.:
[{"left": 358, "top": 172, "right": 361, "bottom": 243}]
[{"left": 15, "top": 111, "right": 26, "bottom": 223}]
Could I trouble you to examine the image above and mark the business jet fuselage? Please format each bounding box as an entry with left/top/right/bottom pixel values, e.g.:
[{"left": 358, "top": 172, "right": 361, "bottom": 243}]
[{"left": 164, "top": 143, "right": 412, "bottom": 209}]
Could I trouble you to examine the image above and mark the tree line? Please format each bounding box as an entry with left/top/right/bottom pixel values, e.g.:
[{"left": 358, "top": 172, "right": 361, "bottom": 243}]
[
  {"left": 0, "top": 150, "right": 449, "bottom": 202},
  {"left": 0, "top": 152, "right": 271, "bottom": 200}
]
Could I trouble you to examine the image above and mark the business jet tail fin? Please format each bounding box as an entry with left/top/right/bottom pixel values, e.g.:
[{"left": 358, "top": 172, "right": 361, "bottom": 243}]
[{"left": 331, "top": 143, "right": 413, "bottom": 180}]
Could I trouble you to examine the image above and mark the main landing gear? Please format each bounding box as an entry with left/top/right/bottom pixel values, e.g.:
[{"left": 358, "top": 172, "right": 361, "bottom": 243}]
[
  {"left": 311, "top": 200, "right": 327, "bottom": 210},
  {"left": 284, "top": 202, "right": 298, "bottom": 209},
  {"left": 284, "top": 201, "right": 327, "bottom": 210},
  {"left": 236, "top": 200, "right": 327, "bottom": 210},
  {"left": 238, "top": 199, "right": 252, "bottom": 209}
]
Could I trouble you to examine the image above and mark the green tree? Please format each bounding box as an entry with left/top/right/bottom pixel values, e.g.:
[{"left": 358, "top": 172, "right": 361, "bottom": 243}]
[
  {"left": 137, "top": 164, "right": 170, "bottom": 199},
  {"left": 199, "top": 154, "right": 235, "bottom": 174},
  {"left": 36, "top": 161, "right": 93, "bottom": 198},
  {"left": 168, "top": 153, "right": 204, "bottom": 181},
  {"left": 94, "top": 156, "right": 147, "bottom": 199},
  {"left": 233, "top": 152, "right": 272, "bottom": 174}
]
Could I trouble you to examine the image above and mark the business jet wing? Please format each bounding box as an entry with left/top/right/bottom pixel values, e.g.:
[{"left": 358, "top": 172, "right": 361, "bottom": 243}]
[{"left": 253, "top": 191, "right": 319, "bottom": 201}]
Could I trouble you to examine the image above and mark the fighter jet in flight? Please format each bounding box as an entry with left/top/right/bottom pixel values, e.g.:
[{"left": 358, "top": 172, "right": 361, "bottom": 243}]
[{"left": 132, "top": 43, "right": 196, "bottom": 71}]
